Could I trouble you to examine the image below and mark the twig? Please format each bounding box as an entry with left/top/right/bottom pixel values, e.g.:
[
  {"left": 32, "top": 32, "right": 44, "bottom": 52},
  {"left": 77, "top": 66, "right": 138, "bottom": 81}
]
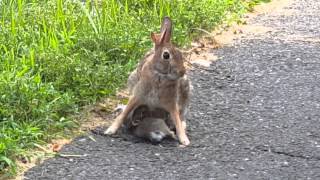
[
  {"left": 191, "top": 28, "right": 215, "bottom": 36},
  {"left": 33, "top": 143, "right": 50, "bottom": 153},
  {"left": 58, "top": 153, "right": 88, "bottom": 158},
  {"left": 87, "top": 135, "right": 97, "bottom": 142}
]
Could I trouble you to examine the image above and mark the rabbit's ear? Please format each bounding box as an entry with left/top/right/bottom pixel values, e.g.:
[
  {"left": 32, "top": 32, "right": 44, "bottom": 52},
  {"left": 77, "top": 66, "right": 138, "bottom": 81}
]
[
  {"left": 159, "top": 16, "right": 172, "bottom": 43},
  {"left": 132, "top": 119, "right": 140, "bottom": 126},
  {"left": 151, "top": 29, "right": 167, "bottom": 45},
  {"left": 151, "top": 32, "right": 160, "bottom": 44},
  {"left": 151, "top": 17, "right": 172, "bottom": 45}
]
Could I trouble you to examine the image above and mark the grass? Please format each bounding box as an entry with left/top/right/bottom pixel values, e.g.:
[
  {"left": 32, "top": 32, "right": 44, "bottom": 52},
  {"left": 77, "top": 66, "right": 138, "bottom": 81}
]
[{"left": 0, "top": 0, "right": 269, "bottom": 176}]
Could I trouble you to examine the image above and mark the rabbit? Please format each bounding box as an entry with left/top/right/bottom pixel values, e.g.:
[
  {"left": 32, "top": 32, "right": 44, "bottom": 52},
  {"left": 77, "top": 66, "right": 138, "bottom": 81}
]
[
  {"left": 104, "top": 16, "right": 191, "bottom": 146},
  {"left": 125, "top": 105, "right": 176, "bottom": 144}
]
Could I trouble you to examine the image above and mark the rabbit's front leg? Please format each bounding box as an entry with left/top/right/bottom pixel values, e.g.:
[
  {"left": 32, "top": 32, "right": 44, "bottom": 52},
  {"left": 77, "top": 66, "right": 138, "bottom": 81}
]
[
  {"left": 104, "top": 97, "right": 140, "bottom": 135},
  {"left": 169, "top": 104, "right": 190, "bottom": 146}
]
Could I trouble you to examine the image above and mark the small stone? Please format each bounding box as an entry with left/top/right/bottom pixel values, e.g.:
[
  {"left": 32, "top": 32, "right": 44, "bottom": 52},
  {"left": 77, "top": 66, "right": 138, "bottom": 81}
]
[
  {"left": 231, "top": 173, "right": 238, "bottom": 177},
  {"left": 282, "top": 161, "right": 289, "bottom": 166}
]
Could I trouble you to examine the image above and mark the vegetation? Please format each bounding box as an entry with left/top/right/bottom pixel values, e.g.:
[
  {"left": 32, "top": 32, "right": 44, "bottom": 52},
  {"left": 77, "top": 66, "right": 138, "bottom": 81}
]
[{"left": 0, "top": 0, "right": 268, "bottom": 175}]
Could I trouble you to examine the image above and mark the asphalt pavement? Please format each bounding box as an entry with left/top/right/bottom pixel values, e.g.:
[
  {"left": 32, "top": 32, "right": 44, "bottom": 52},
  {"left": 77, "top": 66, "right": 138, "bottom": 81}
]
[{"left": 24, "top": 0, "right": 320, "bottom": 179}]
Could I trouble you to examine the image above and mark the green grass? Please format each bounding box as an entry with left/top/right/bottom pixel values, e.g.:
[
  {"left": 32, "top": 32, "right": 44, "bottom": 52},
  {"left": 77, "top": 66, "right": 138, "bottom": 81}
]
[{"left": 0, "top": 0, "right": 268, "bottom": 176}]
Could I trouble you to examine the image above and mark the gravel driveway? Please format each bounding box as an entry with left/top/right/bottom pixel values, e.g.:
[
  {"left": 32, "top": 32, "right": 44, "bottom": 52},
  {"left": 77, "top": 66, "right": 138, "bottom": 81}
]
[{"left": 25, "top": 0, "right": 320, "bottom": 179}]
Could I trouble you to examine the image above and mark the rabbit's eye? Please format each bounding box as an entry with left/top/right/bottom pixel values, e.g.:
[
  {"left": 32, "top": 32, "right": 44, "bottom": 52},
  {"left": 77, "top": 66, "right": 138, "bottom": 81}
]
[{"left": 163, "top": 51, "right": 170, "bottom": 60}]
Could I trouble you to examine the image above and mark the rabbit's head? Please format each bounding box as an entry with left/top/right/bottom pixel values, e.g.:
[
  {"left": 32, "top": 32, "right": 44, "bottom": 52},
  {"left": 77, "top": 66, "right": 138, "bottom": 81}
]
[{"left": 151, "top": 17, "right": 185, "bottom": 80}]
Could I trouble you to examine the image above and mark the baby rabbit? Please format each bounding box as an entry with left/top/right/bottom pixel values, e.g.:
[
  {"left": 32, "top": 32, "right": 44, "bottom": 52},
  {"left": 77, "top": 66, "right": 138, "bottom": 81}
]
[
  {"left": 132, "top": 117, "right": 176, "bottom": 144},
  {"left": 105, "top": 17, "right": 191, "bottom": 146},
  {"left": 126, "top": 105, "right": 176, "bottom": 144}
]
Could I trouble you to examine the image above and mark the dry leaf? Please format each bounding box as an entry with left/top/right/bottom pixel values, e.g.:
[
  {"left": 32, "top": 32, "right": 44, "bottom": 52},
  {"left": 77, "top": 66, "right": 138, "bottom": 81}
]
[{"left": 52, "top": 144, "right": 62, "bottom": 152}]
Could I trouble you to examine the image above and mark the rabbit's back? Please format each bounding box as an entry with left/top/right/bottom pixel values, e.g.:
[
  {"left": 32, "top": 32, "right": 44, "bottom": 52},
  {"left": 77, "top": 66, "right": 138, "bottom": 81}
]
[{"left": 127, "top": 50, "right": 154, "bottom": 94}]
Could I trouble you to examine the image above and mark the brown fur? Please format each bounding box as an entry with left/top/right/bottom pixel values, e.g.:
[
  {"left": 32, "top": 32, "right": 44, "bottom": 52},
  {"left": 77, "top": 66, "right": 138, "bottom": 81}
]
[{"left": 104, "top": 17, "right": 191, "bottom": 146}]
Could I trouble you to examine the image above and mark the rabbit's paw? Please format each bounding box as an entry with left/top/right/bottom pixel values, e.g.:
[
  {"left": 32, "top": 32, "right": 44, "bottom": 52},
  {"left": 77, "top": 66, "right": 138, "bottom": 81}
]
[
  {"left": 104, "top": 125, "right": 118, "bottom": 135},
  {"left": 179, "top": 134, "right": 190, "bottom": 146}
]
